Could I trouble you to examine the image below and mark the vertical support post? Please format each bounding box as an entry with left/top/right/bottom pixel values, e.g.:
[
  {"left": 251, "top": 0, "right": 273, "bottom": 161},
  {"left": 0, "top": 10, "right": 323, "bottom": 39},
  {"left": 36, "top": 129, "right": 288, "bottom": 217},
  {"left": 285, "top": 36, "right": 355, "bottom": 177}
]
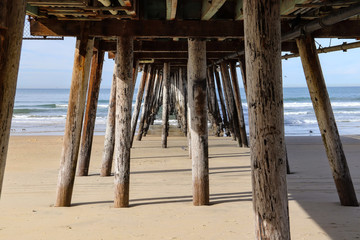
[
  {"left": 55, "top": 34, "right": 94, "bottom": 207},
  {"left": 244, "top": 0, "right": 290, "bottom": 238},
  {"left": 238, "top": 55, "right": 248, "bottom": 98},
  {"left": 100, "top": 64, "right": 117, "bottom": 177},
  {"left": 214, "top": 66, "right": 230, "bottom": 136},
  {"left": 0, "top": 0, "right": 26, "bottom": 197},
  {"left": 296, "top": 35, "right": 358, "bottom": 206},
  {"left": 162, "top": 62, "right": 170, "bottom": 148},
  {"left": 77, "top": 41, "right": 105, "bottom": 176},
  {"left": 188, "top": 38, "right": 209, "bottom": 206},
  {"left": 114, "top": 36, "right": 133, "bottom": 208},
  {"left": 137, "top": 66, "right": 154, "bottom": 141},
  {"left": 220, "top": 62, "right": 241, "bottom": 145},
  {"left": 130, "top": 64, "right": 149, "bottom": 147},
  {"left": 229, "top": 61, "right": 248, "bottom": 147}
]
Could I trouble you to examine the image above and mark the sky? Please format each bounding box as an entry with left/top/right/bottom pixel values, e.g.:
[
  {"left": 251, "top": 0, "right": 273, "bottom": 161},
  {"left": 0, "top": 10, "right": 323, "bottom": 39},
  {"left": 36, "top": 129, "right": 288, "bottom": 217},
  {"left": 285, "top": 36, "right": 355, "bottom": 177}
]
[{"left": 17, "top": 37, "right": 360, "bottom": 89}]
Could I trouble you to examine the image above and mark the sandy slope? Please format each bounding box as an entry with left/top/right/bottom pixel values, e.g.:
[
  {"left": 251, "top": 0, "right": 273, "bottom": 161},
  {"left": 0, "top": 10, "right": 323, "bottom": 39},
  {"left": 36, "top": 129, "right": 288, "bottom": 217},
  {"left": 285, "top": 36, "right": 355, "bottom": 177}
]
[{"left": 0, "top": 133, "right": 359, "bottom": 239}]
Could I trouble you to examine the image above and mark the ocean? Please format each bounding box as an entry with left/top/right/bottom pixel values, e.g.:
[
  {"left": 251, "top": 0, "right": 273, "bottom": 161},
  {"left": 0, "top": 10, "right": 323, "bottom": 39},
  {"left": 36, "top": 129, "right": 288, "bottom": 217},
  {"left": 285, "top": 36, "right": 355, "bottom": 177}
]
[{"left": 11, "top": 87, "right": 360, "bottom": 136}]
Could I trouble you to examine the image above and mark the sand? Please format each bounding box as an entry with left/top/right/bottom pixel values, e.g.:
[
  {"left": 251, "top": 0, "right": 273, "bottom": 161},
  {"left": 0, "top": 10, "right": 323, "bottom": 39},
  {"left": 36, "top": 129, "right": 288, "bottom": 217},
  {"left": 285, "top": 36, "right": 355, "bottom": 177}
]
[{"left": 0, "top": 131, "right": 359, "bottom": 239}]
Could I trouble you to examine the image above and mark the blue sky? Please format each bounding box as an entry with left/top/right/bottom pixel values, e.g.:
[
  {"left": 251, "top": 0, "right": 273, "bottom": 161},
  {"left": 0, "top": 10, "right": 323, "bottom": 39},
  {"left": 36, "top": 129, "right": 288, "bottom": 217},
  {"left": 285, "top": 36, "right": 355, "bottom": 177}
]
[{"left": 17, "top": 37, "right": 360, "bottom": 89}]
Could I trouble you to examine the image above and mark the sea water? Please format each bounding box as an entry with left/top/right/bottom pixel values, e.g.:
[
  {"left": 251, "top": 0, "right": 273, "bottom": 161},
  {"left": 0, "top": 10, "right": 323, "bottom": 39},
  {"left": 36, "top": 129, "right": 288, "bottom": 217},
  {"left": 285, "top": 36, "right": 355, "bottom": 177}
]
[{"left": 10, "top": 87, "right": 360, "bottom": 136}]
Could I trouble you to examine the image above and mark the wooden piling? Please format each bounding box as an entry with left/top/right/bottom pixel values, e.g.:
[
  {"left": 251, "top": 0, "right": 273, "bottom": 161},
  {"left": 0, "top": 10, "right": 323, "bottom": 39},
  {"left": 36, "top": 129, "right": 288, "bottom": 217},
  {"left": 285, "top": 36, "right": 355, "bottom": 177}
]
[
  {"left": 114, "top": 36, "right": 134, "bottom": 208},
  {"left": 244, "top": 0, "right": 290, "bottom": 237},
  {"left": 130, "top": 64, "right": 149, "bottom": 147},
  {"left": 296, "top": 34, "right": 358, "bottom": 206},
  {"left": 100, "top": 64, "right": 117, "bottom": 177},
  {"left": 77, "top": 42, "right": 104, "bottom": 176},
  {"left": 238, "top": 56, "right": 248, "bottom": 98},
  {"left": 229, "top": 61, "right": 248, "bottom": 147},
  {"left": 162, "top": 62, "right": 170, "bottom": 148},
  {"left": 0, "top": 0, "right": 26, "bottom": 197},
  {"left": 188, "top": 38, "right": 209, "bottom": 206},
  {"left": 220, "top": 62, "right": 241, "bottom": 145},
  {"left": 207, "top": 67, "right": 222, "bottom": 136},
  {"left": 137, "top": 66, "right": 154, "bottom": 141},
  {"left": 55, "top": 35, "right": 94, "bottom": 207},
  {"left": 213, "top": 66, "right": 230, "bottom": 136}
]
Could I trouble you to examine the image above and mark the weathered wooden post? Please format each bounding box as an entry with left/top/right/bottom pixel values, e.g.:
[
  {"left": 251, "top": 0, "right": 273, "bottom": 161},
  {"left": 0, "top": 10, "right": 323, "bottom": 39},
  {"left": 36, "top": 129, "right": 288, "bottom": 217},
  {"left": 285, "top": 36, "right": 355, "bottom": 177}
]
[
  {"left": 188, "top": 38, "right": 209, "bottom": 206},
  {"left": 207, "top": 67, "right": 222, "bottom": 136},
  {"left": 55, "top": 34, "right": 94, "bottom": 207},
  {"left": 162, "top": 62, "right": 170, "bottom": 148},
  {"left": 100, "top": 64, "right": 117, "bottom": 177},
  {"left": 213, "top": 66, "right": 230, "bottom": 136},
  {"left": 220, "top": 62, "right": 241, "bottom": 145},
  {"left": 296, "top": 34, "right": 358, "bottom": 207},
  {"left": 244, "top": 0, "right": 290, "bottom": 238},
  {"left": 130, "top": 64, "right": 149, "bottom": 147},
  {"left": 77, "top": 41, "right": 105, "bottom": 176},
  {"left": 137, "top": 66, "right": 154, "bottom": 141},
  {"left": 0, "top": 0, "right": 26, "bottom": 197},
  {"left": 238, "top": 56, "right": 248, "bottom": 98},
  {"left": 113, "top": 36, "right": 134, "bottom": 208},
  {"left": 229, "top": 61, "right": 248, "bottom": 147}
]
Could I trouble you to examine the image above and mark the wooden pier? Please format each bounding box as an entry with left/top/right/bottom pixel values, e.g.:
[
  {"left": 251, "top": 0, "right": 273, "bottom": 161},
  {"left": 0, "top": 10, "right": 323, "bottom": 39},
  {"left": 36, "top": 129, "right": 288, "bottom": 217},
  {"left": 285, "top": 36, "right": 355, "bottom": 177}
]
[{"left": 1, "top": 0, "right": 360, "bottom": 239}]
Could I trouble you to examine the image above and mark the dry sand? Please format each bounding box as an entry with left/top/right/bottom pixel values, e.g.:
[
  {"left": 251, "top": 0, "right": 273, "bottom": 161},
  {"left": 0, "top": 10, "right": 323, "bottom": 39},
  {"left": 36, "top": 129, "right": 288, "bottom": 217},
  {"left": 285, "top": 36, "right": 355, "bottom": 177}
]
[{"left": 1, "top": 130, "right": 359, "bottom": 239}]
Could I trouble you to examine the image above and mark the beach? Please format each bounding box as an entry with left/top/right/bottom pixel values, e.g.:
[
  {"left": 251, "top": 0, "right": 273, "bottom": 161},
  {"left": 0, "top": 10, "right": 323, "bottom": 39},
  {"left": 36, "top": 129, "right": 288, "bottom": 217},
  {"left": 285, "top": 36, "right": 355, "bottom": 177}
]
[{"left": 1, "top": 130, "right": 359, "bottom": 239}]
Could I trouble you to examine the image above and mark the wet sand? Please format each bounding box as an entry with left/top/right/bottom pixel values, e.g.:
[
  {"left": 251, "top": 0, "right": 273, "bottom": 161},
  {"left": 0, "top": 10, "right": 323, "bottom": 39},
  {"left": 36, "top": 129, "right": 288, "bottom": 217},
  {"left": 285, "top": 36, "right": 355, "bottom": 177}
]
[{"left": 1, "top": 129, "right": 359, "bottom": 239}]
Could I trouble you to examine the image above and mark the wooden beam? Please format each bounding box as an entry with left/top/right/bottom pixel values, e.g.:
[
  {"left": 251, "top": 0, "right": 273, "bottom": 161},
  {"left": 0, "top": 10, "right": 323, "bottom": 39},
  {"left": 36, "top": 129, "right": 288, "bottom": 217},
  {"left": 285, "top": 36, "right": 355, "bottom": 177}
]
[
  {"left": 201, "top": 0, "right": 226, "bottom": 20},
  {"left": 101, "top": 40, "right": 245, "bottom": 52},
  {"left": 30, "top": 19, "right": 245, "bottom": 38},
  {"left": 133, "top": 52, "right": 238, "bottom": 60},
  {"left": 236, "top": 0, "right": 310, "bottom": 20},
  {"left": 100, "top": 64, "right": 116, "bottom": 177},
  {"left": 114, "top": 36, "right": 134, "bottom": 208},
  {"left": 55, "top": 35, "right": 94, "bottom": 207},
  {"left": 281, "top": 0, "right": 310, "bottom": 15},
  {"left": 188, "top": 38, "right": 209, "bottom": 206},
  {"left": 244, "top": 0, "right": 290, "bottom": 238},
  {"left": 166, "top": 0, "right": 177, "bottom": 20},
  {"left": 77, "top": 42, "right": 104, "bottom": 176},
  {"left": 296, "top": 34, "right": 358, "bottom": 207},
  {"left": 0, "top": 0, "right": 26, "bottom": 197}
]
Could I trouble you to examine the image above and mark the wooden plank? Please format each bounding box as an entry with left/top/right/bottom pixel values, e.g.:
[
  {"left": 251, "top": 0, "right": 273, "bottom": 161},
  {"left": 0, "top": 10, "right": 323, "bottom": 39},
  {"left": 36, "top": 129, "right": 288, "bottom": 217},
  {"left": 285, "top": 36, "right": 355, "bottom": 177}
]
[
  {"left": 55, "top": 36, "right": 94, "bottom": 207},
  {"left": 77, "top": 42, "right": 104, "bottom": 176},
  {"left": 162, "top": 63, "right": 170, "bottom": 148},
  {"left": 100, "top": 64, "right": 117, "bottom": 177},
  {"left": 244, "top": 0, "right": 290, "bottom": 238},
  {"left": 296, "top": 34, "right": 358, "bottom": 207},
  {"left": 30, "top": 19, "right": 245, "bottom": 38},
  {"left": 201, "top": 0, "right": 227, "bottom": 20},
  {"left": 188, "top": 38, "right": 209, "bottom": 206},
  {"left": 114, "top": 36, "right": 134, "bottom": 208},
  {"left": 281, "top": 0, "right": 310, "bottom": 15},
  {"left": 166, "top": 0, "right": 178, "bottom": 20},
  {"left": 0, "top": 0, "right": 26, "bottom": 197}
]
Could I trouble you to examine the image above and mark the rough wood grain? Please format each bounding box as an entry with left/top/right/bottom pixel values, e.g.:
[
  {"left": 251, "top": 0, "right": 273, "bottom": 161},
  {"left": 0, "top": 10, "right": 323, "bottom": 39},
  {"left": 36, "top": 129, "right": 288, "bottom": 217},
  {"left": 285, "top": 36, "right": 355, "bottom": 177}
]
[
  {"left": 100, "top": 64, "right": 117, "bottom": 177},
  {"left": 244, "top": 0, "right": 291, "bottom": 238},
  {"left": 188, "top": 38, "right": 209, "bottom": 206},
  {"left": 55, "top": 35, "right": 94, "bottom": 207},
  {"left": 296, "top": 35, "right": 358, "bottom": 207},
  {"left": 0, "top": 0, "right": 26, "bottom": 197},
  {"left": 114, "top": 36, "right": 134, "bottom": 208},
  {"left": 162, "top": 62, "right": 170, "bottom": 148},
  {"left": 77, "top": 43, "right": 104, "bottom": 176}
]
